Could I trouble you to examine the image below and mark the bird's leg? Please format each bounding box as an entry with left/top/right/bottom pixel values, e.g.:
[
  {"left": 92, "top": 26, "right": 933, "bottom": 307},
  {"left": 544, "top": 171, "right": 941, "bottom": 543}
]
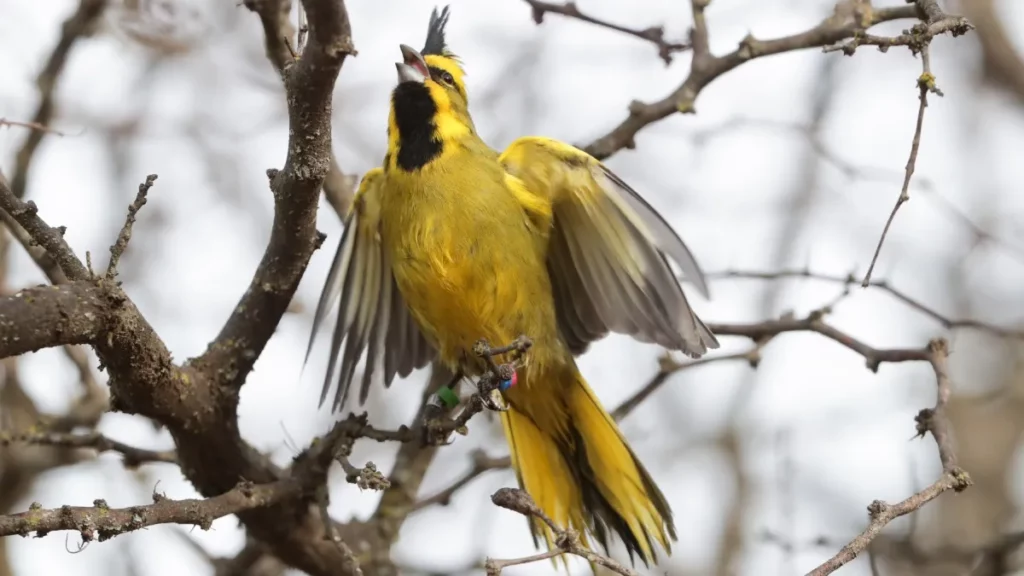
[
  {"left": 472, "top": 336, "right": 532, "bottom": 411},
  {"left": 422, "top": 368, "right": 465, "bottom": 446},
  {"left": 420, "top": 336, "right": 533, "bottom": 446}
]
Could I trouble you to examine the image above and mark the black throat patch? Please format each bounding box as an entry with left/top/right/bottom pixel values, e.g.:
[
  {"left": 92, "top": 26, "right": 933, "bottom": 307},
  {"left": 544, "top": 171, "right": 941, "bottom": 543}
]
[{"left": 391, "top": 83, "right": 443, "bottom": 171}]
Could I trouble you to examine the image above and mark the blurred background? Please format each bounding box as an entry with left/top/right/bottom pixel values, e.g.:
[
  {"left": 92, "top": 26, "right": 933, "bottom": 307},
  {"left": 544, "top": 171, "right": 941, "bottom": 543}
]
[{"left": 2, "top": 0, "right": 1024, "bottom": 574}]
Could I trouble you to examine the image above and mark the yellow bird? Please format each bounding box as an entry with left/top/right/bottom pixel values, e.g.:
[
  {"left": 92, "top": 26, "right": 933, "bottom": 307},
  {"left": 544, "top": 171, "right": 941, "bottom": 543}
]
[{"left": 307, "top": 6, "right": 719, "bottom": 567}]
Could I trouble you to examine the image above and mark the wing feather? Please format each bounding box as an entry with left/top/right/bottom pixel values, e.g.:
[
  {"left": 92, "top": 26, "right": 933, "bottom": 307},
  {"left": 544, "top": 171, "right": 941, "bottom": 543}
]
[
  {"left": 499, "top": 137, "right": 719, "bottom": 358},
  {"left": 305, "top": 168, "right": 436, "bottom": 412}
]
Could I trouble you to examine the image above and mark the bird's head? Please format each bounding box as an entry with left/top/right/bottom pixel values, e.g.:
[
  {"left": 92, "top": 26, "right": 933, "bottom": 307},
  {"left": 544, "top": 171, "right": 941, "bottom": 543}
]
[{"left": 388, "top": 6, "right": 474, "bottom": 171}]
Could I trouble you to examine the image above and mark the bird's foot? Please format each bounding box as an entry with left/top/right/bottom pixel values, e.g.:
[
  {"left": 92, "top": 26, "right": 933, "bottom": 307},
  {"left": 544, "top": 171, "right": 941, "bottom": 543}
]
[
  {"left": 472, "top": 335, "right": 531, "bottom": 411},
  {"left": 476, "top": 362, "right": 515, "bottom": 412}
]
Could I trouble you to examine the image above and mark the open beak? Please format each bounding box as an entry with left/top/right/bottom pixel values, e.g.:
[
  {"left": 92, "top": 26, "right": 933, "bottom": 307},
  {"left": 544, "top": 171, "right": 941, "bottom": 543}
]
[{"left": 395, "top": 44, "right": 429, "bottom": 84}]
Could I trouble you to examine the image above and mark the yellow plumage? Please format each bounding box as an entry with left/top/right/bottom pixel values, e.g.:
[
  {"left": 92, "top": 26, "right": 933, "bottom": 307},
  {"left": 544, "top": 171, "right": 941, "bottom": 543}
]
[{"left": 306, "top": 5, "right": 719, "bottom": 569}]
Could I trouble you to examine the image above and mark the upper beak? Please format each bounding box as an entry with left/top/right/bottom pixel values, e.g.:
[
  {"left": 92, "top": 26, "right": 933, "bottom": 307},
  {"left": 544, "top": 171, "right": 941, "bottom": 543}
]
[{"left": 395, "top": 44, "right": 428, "bottom": 84}]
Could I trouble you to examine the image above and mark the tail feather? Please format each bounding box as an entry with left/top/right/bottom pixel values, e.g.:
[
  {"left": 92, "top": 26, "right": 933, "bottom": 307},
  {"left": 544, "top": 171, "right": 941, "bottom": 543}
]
[
  {"left": 501, "top": 364, "right": 676, "bottom": 568},
  {"left": 501, "top": 407, "right": 585, "bottom": 571}
]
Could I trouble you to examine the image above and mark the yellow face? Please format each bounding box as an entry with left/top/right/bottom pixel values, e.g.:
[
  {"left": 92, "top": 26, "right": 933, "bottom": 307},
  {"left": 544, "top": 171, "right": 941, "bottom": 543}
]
[
  {"left": 386, "top": 7, "right": 474, "bottom": 171},
  {"left": 422, "top": 54, "right": 469, "bottom": 122}
]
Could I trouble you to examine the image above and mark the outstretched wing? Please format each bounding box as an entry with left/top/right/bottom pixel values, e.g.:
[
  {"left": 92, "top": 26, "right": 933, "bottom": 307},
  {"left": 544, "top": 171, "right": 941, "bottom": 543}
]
[
  {"left": 305, "top": 168, "right": 435, "bottom": 412},
  {"left": 499, "top": 137, "right": 718, "bottom": 358}
]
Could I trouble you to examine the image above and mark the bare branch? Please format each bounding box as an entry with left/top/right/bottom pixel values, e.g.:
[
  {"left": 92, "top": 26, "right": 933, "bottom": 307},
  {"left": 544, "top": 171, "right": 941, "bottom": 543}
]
[
  {"left": 0, "top": 5, "right": 368, "bottom": 573},
  {"left": 0, "top": 281, "right": 106, "bottom": 358},
  {"left": 861, "top": 44, "right": 942, "bottom": 285},
  {"left": 919, "top": 339, "right": 958, "bottom": 472},
  {"left": 0, "top": 174, "right": 88, "bottom": 281},
  {"left": 0, "top": 431, "right": 176, "bottom": 467},
  {"left": 9, "top": 0, "right": 108, "bottom": 199},
  {"left": 689, "top": 117, "right": 1024, "bottom": 266},
  {"left": 243, "top": 0, "right": 357, "bottom": 223},
  {"left": 805, "top": 338, "right": 971, "bottom": 575},
  {"left": 523, "top": 0, "right": 689, "bottom": 65},
  {"left": 707, "top": 269, "right": 1024, "bottom": 340},
  {"left": 0, "top": 118, "right": 68, "bottom": 136},
  {"left": 612, "top": 346, "right": 764, "bottom": 421},
  {"left": 0, "top": 480, "right": 294, "bottom": 540},
  {"left": 361, "top": 366, "right": 453, "bottom": 573},
  {"left": 486, "top": 488, "right": 640, "bottom": 575},
  {"left": 410, "top": 450, "right": 510, "bottom": 513},
  {"left": 823, "top": 12, "right": 972, "bottom": 54},
  {"left": 706, "top": 314, "right": 930, "bottom": 372},
  {"left": 578, "top": 3, "right": 971, "bottom": 160},
  {"left": 243, "top": 0, "right": 296, "bottom": 74},
  {"left": 200, "top": 0, "right": 356, "bottom": 390},
  {"left": 806, "top": 475, "right": 971, "bottom": 575},
  {"left": 106, "top": 174, "right": 156, "bottom": 280}
]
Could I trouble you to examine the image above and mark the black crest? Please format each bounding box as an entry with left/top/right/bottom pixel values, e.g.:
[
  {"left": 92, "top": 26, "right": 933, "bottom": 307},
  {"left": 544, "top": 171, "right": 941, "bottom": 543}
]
[{"left": 422, "top": 6, "right": 451, "bottom": 56}]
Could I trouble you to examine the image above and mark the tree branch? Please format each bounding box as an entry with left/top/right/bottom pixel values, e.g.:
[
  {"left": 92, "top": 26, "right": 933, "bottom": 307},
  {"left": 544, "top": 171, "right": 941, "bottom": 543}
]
[
  {"left": 523, "top": 0, "right": 690, "bottom": 65},
  {"left": 0, "top": 118, "right": 67, "bottom": 136},
  {"left": 0, "top": 175, "right": 88, "bottom": 281},
  {"left": 0, "top": 431, "right": 177, "bottom": 467},
  {"left": 9, "top": 0, "right": 108, "bottom": 200},
  {"left": 199, "top": 0, "right": 356, "bottom": 390},
  {"left": 0, "top": 281, "right": 106, "bottom": 358},
  {"left": 805, "top": 337, "right": 971, "bottom": 574},
  {"left": 859, "top": 18, "right": 959, "bottom": 285},
  {"left": 106, "top": 174, "right": 156, "bottom": 280},
  {"left": 486, "top": 488, "right": 640, "bottom": 575},
  {"left": 611, "top": 346, "right": 764, "bottom": 421},
  {"left": 575, "top": 3, "right": 970, "bottom": 160},
  {"left": 0, "top": 3, "right": 371, "bottom": 574},
  {"left": 0, "top": 480, "right": 294, "bottom": 540},
  {"left": 409, "top": 450, "right": 510, "bottom": 513},
  {"left": 243, "top": 0, "right": 358, "bottom": 223},
  {"left": 706, "top": 313, "right": 930, "bottom": 372},
  {"left": 706, "top": 268, "right": 1024, "bottom": 340},
  {"left": 243, "top": 0, "right": 296, "bottom": 74}
]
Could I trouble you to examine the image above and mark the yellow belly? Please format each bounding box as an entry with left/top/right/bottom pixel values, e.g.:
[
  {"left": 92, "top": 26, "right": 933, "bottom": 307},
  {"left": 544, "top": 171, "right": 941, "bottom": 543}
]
[{"left": 382, "top": 171, "right": 557, "bottom": 374}]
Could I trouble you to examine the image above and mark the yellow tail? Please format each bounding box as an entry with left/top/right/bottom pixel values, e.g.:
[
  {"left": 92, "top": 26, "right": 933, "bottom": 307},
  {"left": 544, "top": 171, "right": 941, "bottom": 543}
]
[{"left": 500, "top": 364, "right": 676, "bottom": 567}]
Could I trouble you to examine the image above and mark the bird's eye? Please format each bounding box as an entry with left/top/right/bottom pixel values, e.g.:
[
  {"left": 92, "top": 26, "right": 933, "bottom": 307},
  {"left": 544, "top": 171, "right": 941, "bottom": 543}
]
[{"left": 441, "top": 71, "right": 454, "bottom": 85}]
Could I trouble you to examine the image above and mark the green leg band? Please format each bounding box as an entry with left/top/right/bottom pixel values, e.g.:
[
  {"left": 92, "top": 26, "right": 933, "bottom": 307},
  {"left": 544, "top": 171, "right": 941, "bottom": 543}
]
[{"left": 437, "top": 386, "right": 460, "bottom": 408}]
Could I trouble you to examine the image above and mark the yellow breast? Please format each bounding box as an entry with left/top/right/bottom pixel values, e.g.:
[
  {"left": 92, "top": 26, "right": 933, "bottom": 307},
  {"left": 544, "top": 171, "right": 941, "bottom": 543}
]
[{"left": 379, "top": 153, "right": 557, "bottom": 371}]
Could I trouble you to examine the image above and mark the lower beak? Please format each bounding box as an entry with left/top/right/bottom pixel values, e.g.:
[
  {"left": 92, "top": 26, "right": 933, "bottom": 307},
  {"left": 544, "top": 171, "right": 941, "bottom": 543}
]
[
  {"left": 395, "top": 44, "right": 429, "bottom": 84},
  {"left": 395, "top": 62, "right": 426, "bottom": 84}
]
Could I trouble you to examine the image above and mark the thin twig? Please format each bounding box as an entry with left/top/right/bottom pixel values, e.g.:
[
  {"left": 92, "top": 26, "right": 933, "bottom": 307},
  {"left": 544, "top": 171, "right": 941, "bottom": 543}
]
[
  {"left": 106, "top": 174, "right": 157, "bottom": 280},
  {"left": 805, "top": 474, "right": 970, "bottom": 575},
  {"left": 612, "top": 346, "right": 765, "bottom": 421},
  {"left": 0, "top": 480, "right": 294, "bottom": 539},
  {"left": 486, "top": 488, "right": 640, "bottom": 575},
  {"left": 0, "top": 430, "right": 177, "bottom": 466},
  {"left": 823, "top": 13, "right": 972, "bottom": 55},
  {"left": 805, "top": 339, "right": 972, "bottom": 575},
  {"left": 862, "top": 44, "right": 941, "bottom": 286},
  {"left": 523, "top": 0, "right": 690, "bottom": 64},
  {"left": 575, "top": 3, "right": 971, "bottom": 160},
  {"left": 410, "top": 450, "right": 510, "bottom": 513},
  {"left": 706, "top": 268, "right": 1024, "bottom": 339},
  {"left": 689, "top": 117, "right": 1024, "bottom": 266},
  {"left": 314, "top": 485, "right": 364, "bottom": 576},
  {"left": 10, "top": 0, "right": 108, "bottom": 199},
  {"left": 242, "top": 0, "right": 357, "bottom": 221},
  {"left": 0, "top": 173, "right": 88, "bottom": 281},
  {"left": 0, "top": 118, "right": 68, "bottom": 136}
]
